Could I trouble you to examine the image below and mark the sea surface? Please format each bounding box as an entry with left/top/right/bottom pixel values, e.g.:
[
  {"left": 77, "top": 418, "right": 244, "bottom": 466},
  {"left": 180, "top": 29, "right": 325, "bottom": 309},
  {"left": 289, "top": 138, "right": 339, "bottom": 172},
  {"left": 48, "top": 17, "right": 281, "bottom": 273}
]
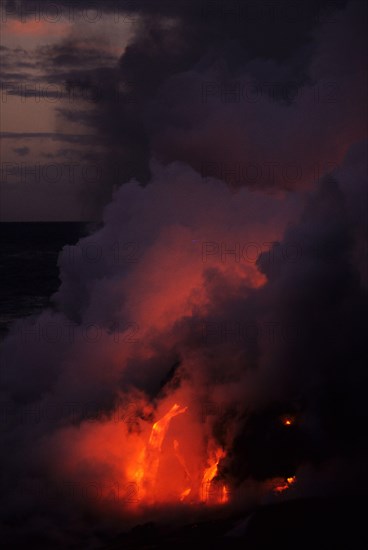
[{"left": 0, "top": 223, "right": 93, "bottom": 338}]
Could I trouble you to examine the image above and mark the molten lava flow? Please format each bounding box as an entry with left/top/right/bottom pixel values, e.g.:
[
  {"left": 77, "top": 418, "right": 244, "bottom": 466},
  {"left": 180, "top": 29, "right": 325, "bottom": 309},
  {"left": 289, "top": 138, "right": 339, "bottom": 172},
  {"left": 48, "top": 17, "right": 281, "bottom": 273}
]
[
  {"left": 173, "top": 439, "right": 191, "bottom": 480},
  {"left": 133, "top": 453, "right": 145, "bottom": 486},
  {"left": 126, "top": 403, "right": 230, "bottom": 506},
  {"left": 221, "top": 485, "right": 229, "bottom": 503},
  {"left": 202, "top": 448, "right": 225, "bottom": 486},
  {"left": 180, "top": 488, "right": 191, "bottom": 501},
  {"left": 273, "top": 475, "right": 297, "bottom": 494},
  {"left": 200, "top": 448, "right": 229, "bottom": 504},
  {"left": 149, "top": 404, "right": 188, "bottom": 451},
  {"left": 133, "top": 404, "right": 187, "bottom": 502},
  {"left": 173, "top": 439, "right": 192, "bottom": 501}
]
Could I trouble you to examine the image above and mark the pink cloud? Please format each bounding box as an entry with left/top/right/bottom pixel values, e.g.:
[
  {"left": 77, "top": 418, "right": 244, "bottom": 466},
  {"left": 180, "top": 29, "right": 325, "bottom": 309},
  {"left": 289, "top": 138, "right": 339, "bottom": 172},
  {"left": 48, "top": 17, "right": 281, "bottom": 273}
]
[{"left": 4, "top": 19, "right": 69, "bottom": 38}]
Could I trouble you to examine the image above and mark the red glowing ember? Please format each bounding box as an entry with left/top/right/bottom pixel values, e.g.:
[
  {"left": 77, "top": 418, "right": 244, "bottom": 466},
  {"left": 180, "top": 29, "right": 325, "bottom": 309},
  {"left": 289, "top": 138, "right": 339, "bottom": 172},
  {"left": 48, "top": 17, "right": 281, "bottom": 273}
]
[
  {"left": 273, "top": 475, "right": 297, "bottom": 494},
  {"left": 281, "top": 415, "right": 295, "bottom": 427}
]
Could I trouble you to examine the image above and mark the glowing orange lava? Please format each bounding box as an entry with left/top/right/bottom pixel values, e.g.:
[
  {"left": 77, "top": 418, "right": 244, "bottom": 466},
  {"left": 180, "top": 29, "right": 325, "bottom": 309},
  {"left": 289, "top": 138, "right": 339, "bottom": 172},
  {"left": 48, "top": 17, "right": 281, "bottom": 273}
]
[
  {"left": 126, "top": 403, "right": 230, "bottom": 506},
  {"left": 281, "top": 415, "right": 295, "bottom": 426},
  {"left": 200, "top": 448, "right": 229, "bottom": 504},
  {"left": 149, "top": 404, "right": 188, "bottom": 450},
  {"left": 132, "top": 403, "right": 187, "bottom": 502},
  {"left": 273, "top": 475, "right": 297, "bottom": 494},
  {"left": 180, "top": 488, "right": 191, "bottom": 501}
]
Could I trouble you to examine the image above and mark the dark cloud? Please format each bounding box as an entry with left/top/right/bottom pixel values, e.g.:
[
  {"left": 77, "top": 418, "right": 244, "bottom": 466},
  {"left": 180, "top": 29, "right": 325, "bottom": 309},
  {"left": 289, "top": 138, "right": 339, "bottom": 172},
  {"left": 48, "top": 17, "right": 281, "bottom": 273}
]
[
  {"left": 0, "top": 46, "right": 37, "bottom": 79},
  {"left": 33, "top": 1, "right": 365, "bottom": 204},
  {"left": 13, "top": 146, "right": 30, "bottom": 156},
  {"left": 39, "top": 40, "right": 118, "bottom": 69},
  {"left": 4, "top": 0, "right": 358, "bottom": 211},
  {"left": 4, "top": 0, "right": 363, "bottom": 218},
  {"left": 1, "top": 131, "right": 98, "bottom": 143},
  {"left": 224, "top": 144, "right": 368, "bottom": 485}
]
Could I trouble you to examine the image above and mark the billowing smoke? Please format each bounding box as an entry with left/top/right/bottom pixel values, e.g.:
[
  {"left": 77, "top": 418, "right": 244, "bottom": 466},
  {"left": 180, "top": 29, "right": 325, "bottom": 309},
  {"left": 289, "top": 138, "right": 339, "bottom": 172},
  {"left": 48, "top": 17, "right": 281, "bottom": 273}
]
[
  {"left": 0, "top": 0, "right": 367, "bottom": 548},
  {"left": 10, "top": 0, "right": 364, "bottom": 207}
]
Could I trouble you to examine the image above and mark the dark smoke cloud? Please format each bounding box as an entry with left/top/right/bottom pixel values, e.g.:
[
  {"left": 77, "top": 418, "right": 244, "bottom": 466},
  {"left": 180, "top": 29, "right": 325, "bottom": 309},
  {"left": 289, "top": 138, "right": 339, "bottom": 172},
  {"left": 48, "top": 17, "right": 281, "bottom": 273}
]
[
  {"left": 223, "top": 141, "right": 367, "bottom": 486},
  {"left": 6, "top": 0, "right": 363, "bottom": 214}
]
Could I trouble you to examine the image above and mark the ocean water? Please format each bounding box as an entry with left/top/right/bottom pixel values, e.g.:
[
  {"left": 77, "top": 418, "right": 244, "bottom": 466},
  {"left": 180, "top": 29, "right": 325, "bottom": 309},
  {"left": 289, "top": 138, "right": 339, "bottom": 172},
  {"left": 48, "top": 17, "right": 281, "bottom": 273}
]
[{"left": 0, "top": 223, "right": 92, "bottom": 337}]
